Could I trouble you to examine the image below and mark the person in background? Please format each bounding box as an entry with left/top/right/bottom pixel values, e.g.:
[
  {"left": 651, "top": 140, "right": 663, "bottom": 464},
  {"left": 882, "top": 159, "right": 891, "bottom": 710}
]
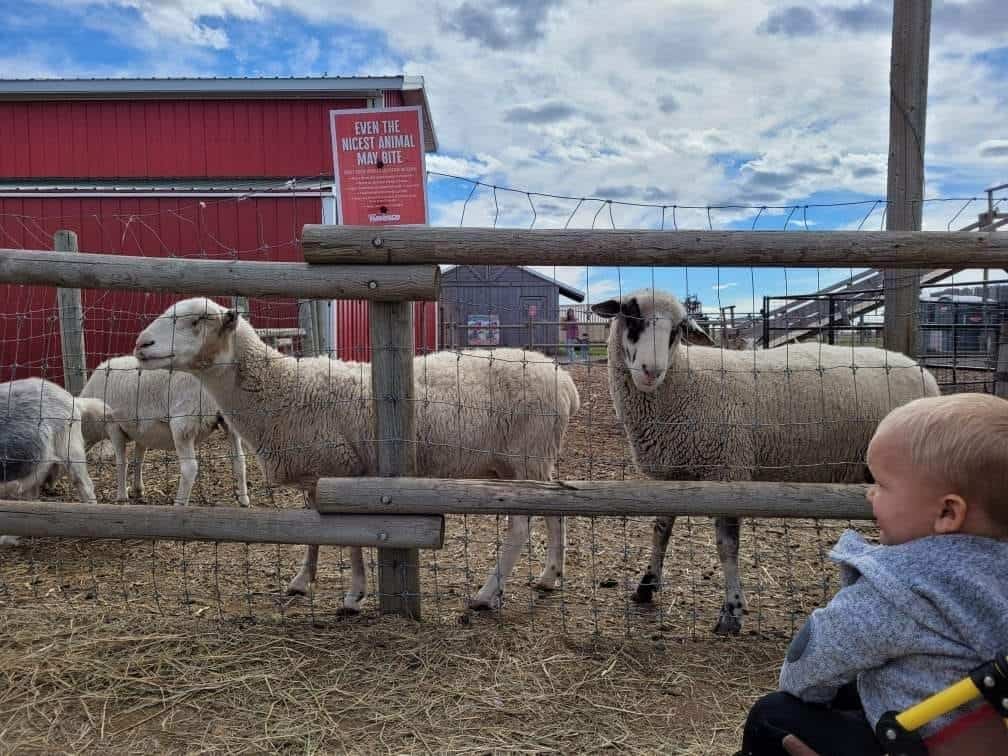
[{"left": 563, "top": 308, "right": 580, "bottom": 363}]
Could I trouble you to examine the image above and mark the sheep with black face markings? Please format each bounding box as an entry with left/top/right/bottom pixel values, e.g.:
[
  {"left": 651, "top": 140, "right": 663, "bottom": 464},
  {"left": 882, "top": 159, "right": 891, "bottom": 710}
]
[
  {"left": 133, "top": 297, "right": 579, "bottom": 613},
  {"left": 592, "top": 288, "right": 939, "bottom": 634}
]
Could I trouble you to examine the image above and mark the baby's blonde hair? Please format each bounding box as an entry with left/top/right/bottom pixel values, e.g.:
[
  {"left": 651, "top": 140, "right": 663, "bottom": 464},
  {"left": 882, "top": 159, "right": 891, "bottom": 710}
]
[{"left": 875, "top": 393, "right": 1008, "bottom": 530}]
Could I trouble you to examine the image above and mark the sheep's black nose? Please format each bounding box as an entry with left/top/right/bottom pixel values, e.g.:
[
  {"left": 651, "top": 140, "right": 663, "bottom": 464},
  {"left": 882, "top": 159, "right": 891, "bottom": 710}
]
[{"left": 136, "top": 339, "right": 155, "bottom": 350}]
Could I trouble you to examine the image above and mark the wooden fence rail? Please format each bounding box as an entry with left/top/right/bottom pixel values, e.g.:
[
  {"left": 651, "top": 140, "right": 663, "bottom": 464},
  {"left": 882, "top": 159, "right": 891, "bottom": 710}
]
[
  {"left": 316, "top": 478, "right": 874, "bottom": 520},
  {"left": 0, "top": 248, "right": 439, "bottom": 301},
  {"left": 301, "top": 226, "right": 1008, "bottom": 268},
  {"left": 0, "top": 500, "right": 444, "bottom": 547}
]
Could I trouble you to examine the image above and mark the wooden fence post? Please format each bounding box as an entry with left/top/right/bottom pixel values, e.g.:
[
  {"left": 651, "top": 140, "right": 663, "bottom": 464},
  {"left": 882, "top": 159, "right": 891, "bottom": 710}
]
[
  {"left": 231, "top": 296, "right": 250, "bottom": 322},
  {"left": 995, "top": 323, "right": 1008, "bottom": 399},
  {"left": 883, "top": 0, "right": 930, "bottom": 357},
  {"left": 298, "top": 299, "right": 320, "bottom": 358},
  {"left": 314, "top": 301, "right": 331, "bottom": 356},
  {"left": 54, "top": 231, "right": 87, "bottom": 395},
  {"left": 370, "top": 300, "right": 420, "bottom": 618}
]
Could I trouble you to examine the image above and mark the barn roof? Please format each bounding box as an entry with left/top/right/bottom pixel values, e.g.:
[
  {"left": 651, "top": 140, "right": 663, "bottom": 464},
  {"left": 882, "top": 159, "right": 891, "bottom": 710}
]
[
  {"left": 0, "top": 75, "right": 438, "bottom": 152},
  {"left": 441, "top": 265, "right": 585, "bottom": 302},
  {"left": 0, "top": 178, "right": 334, "bottom": 196}
]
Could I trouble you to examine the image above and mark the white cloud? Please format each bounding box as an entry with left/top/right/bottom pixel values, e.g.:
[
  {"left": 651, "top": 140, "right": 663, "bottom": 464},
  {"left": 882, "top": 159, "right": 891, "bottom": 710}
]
[
  {"left": 17, "top": 0, "right": 1008, "bottom": 228},
  {"left": 426, "top": 153, "right": 501, "bottom": 179}
]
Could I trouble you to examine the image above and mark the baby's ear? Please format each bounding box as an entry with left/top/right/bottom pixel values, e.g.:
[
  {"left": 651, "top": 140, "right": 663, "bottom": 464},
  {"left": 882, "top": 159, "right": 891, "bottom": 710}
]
[{"left": 934, "top": 494, "right": 968, "bottom": 534}]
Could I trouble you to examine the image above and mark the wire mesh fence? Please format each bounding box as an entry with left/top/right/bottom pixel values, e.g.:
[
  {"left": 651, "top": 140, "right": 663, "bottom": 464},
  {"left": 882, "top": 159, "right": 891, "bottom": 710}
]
[{"left": 0, "top": 183, "right": 1005, "bottom": 646}]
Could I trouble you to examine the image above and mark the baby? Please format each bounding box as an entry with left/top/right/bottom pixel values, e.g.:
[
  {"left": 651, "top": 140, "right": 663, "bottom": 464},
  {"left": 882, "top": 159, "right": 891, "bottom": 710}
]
[{"left": 738, "top": 393, "right": 1008, "bottom": 756}]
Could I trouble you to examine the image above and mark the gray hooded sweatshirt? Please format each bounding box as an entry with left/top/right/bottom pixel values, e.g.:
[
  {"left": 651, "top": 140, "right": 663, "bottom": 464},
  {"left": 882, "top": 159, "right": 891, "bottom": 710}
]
[{"left": 779, "top": 530, "right": 1008, "bottom": 734}]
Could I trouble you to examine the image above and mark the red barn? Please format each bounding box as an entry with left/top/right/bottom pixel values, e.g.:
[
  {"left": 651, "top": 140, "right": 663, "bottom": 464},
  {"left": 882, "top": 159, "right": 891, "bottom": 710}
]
[{"left": 0, "top": 76, "right": 439, "bottom": 383}]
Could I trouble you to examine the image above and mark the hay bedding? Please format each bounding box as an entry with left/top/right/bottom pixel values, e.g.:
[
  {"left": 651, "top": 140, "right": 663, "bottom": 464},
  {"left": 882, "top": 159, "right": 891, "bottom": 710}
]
[{"left": 0, "top": 360, "right": 869, "bottom": 754}]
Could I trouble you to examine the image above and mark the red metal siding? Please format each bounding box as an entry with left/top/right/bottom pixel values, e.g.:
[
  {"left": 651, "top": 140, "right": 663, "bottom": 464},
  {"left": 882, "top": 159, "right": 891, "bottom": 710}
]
[
  {"left": 333, "top": 300, "right": 438, "bottom": 363},
  {"left": 0, "top": 98, "right": 368, "bottom": 179},
  {"left": 1, "top": 196, "right": 439, "bottom": 382},
  {"left": 0, "top": 196, "right": 323, "bottom": 383}
]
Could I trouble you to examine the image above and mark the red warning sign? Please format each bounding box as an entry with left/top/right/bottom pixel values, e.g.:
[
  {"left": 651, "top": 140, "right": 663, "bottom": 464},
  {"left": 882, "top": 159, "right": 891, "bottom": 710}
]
[{"left": 330, "top": 106, "right": 429, "bottom": 226}]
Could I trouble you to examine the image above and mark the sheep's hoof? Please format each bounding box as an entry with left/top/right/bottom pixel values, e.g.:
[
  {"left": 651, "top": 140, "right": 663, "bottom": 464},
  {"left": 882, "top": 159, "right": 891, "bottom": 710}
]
[
  {"left": 285, "top": 583, "right": 310, "bottom": 597},
  {"left": 631, "top": 587, "right": 655, "bottom": 604},
  {"left": 631, "top": 570, "right": 660, "bottom": 604},
  {"left": 336, "top": 606, "right": 361, "bottom": 617},
  {"left": 713, "top": 606, "right": 743, "bottom": 636},
  {"left": 468, "top": 592, "right": 503, "bottom": 611}
]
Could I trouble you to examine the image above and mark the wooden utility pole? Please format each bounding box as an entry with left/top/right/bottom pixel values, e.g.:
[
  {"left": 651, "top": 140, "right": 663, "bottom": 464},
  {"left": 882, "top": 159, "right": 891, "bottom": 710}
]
[
  {"left": 55, "top": 230, "right": 87, "bottom": 395},
  {"left": 883, "top": 0, "right": 931, "bottom": 357}
]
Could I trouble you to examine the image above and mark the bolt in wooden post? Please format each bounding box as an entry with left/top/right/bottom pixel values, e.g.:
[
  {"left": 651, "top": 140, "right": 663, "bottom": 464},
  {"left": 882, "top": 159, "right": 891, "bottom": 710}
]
[
  {"left": 54, "top": 231, "right": 87, "bottom": 395},
  {"left": 370, "top": 300, "right": 420, "bottom": 618}
]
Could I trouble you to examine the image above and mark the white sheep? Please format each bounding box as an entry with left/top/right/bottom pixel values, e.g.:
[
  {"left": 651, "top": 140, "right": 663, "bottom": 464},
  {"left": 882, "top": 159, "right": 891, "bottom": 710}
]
[
  {"left": 0, "top": 378, "right": 110, "bottom": 545},
  {"left": 80, "top": 356, "right": 249, "bottom": 508},
  {"left": 592, "top": 288, "right": 939, "bottom": 634},
  {"left": 133, "top": 297, "right": 580, "bottom": 612}
]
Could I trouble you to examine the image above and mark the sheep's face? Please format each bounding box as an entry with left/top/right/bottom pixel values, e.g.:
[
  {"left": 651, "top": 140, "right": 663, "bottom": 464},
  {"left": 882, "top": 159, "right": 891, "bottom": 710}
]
[
  {"left": 591, "top": 291, "right": 712, "bottom": 393},
  {"left": 134, "top": 298, "right": 238, "bottom": 372}
]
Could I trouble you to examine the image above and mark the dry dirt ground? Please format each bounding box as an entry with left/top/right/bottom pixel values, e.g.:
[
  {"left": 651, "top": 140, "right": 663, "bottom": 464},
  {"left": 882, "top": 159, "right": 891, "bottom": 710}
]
[{"left": 0, "top": 360, "right": 874, "bottom": 754}]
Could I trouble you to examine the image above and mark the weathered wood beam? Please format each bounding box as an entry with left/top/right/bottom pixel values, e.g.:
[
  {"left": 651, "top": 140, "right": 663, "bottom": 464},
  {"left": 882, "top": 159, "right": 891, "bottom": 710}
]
[
  {"left": 316, "top": 478, "right": 874, "bottom": 520},
  {"left": 0, "top": 500, "right": 445, "bottom": 548},
  {"left": 301, "top": 226, "right": 1008, "bottom": 269},
  {"left": 0, "top": 248, "right": 439, "bottom": 301}
]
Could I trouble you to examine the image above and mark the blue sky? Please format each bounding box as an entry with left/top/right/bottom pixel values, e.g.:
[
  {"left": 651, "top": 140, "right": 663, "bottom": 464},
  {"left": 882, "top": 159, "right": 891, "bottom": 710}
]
[{"left": 2, "top": 1, "right": 1008, "bottom": 310}]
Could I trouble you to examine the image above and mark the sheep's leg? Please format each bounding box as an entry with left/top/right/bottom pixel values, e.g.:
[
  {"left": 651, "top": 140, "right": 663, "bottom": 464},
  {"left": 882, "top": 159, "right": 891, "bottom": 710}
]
[
  {"left": 534, "top": 516, "right": 565, "bottom": 591},
  {"left": 470, "top": 515, "right": 531, "bottom": 610},
  {"left": 131, "top": 443, "right": 147, "bottom": 500},
  {"left": 341, "top": 546, "right": 367, "bottom": 613},
  {"left": 107, "top": 425, "right": 130, "bottom": 502},
  {"left": 0, "top": 480, "right": 26, "bottom": 544},
  {"left": 170, "top": 425, "right": 198, "bottom": 507},
  {"left": 16, "top": 465, "right": 51, "bottom": 502},
  {"left": 713, "top": 516, "right": 746, "bottom": 636},
  {"left": 227, "top": 428, "right": 250, "bottom": 507},
  {"left": 287, "top": 544, "right": 318, "bottom": 596},
  {"left": 633, "top": 516, "right": 675, "bottom": 604},
  {"left": 66, "top": 429, "right": 96, "bottom": 505}
]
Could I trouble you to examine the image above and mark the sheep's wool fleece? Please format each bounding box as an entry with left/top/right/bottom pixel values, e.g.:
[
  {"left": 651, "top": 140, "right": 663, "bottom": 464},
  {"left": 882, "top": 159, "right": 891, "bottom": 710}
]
[
  {"left": 80, "top": 356, "right": 222, "bottom": 447},
  {"left": 200, "top": 319, "right": 580, "bottom": 489},
  {"left": 606, "top": 292, "right": 939, "bottom": 481},
  {"left": 0, "top": 378, "right": 70, "bottom": 481}
]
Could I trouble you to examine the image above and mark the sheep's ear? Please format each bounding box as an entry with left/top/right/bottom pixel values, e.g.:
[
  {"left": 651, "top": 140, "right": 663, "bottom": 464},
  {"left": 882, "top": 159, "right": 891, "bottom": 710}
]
[
  {"left": 221, "top": 309, "right": 239, "bottom": 333},
  {"left": 591, "top": 299, "right": 621, "bottom": 319},
  {"left": 680, "top": 318, "right": 714, "bottom": 346}
]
